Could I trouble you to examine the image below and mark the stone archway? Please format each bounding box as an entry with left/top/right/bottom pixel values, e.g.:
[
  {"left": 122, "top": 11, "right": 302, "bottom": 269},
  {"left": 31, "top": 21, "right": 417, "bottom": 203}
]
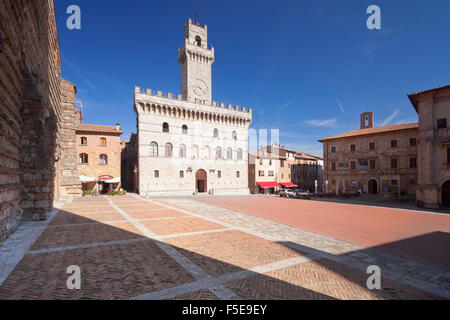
[
  {"left": 196, "top": 169, "right": 207, "bottom": 193},
  {"left": 442, "top": 180, "right": 450, "bottom": 205},
  {"left": 368, "top": 179, "right": 378, "bottom": 194}
]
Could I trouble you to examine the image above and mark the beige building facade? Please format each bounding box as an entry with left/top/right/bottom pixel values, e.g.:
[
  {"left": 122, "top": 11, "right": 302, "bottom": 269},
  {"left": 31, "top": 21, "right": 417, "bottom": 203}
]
[
  {"left": 248, "top": 145, "right": 322, "bottom": 194},
  {"left": 76, "top": 120, "right": 123, "bottom": 193},
  {"left": 320, "top": 113, "right": 419, "bottom": 198},
  {"left": 134, "top": 19, "right": 252, "bottom": 196},
  {"left": 292, "top": 153, "right": 322, "bottom": 192},
  {"left": 409, "top": 85, "right": 450, "bottom": 208}
]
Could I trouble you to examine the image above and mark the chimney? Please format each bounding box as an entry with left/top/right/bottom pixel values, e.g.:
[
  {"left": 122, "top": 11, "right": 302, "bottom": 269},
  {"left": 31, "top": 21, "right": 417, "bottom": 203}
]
[
  {"left": 115, "top": 123, "right": 121, "bottom": 131},
  {"left": 360, "top": 112, "right": 374, "bottom": 129}
]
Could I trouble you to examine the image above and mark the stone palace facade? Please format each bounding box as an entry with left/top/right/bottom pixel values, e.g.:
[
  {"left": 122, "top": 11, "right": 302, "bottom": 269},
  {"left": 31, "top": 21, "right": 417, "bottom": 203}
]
[{"left": 133, "top": 19, "right": 252, "bottom": 196}]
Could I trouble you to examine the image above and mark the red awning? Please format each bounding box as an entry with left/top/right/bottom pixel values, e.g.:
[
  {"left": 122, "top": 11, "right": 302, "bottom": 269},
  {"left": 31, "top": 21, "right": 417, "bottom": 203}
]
[
  {"left": 258, "top": 182, "right": 281, "bottom": 188},
  {"left": 98, "top": 177, "right": 113, "bottom": 181},
  {"left": 280, "top": 182, "right": 298, "bottom": 188}
]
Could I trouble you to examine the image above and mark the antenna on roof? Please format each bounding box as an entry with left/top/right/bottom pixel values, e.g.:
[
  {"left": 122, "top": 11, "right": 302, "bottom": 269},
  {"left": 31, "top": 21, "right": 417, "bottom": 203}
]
[{"left": 193, "top": 11, "right": 199, "bottom": 24}]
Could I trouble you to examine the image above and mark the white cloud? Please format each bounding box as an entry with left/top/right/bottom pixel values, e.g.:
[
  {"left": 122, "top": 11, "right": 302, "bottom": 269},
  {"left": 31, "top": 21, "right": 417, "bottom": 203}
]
[
  {"left": 380, "top": 110, "right": 400, "bottom": 126},
  {"left": 305, "top": 118, "right": 337, "bottom": 128},
  {"left": 278, "top": 102, "right": 292, "bottom": 110},
  {"left": 336, "top": 99, "right": 345, "bottom": 113}
]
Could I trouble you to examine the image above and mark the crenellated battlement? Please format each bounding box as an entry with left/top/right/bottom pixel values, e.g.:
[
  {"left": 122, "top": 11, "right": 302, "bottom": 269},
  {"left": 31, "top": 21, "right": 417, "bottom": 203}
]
[{"left": 134, "top": 86, "right": 252, "bottom": 115}]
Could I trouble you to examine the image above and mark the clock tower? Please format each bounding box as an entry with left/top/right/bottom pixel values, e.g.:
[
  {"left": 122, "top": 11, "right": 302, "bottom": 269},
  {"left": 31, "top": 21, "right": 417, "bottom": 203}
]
[{"left": 178, "top": 18, "right": 215, "bottom": 103}]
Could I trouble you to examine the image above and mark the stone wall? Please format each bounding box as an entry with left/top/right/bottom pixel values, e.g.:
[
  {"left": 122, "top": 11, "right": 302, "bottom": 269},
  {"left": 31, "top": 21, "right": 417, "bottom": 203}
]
[
  {"left": 0, "top": 0, "right": 80, "bottom": 240},
  {"left": 121, "top": 132, "right": 138, "bottom": 193},
  {"left": 411, "top": 86, "right": 450, "bottom": 208},
  {"left": 59, "top": 80, "right": 82, "bottom": 198}
]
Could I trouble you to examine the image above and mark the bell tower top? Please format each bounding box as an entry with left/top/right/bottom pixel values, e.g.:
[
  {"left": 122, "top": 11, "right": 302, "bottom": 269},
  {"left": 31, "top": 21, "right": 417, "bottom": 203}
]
[
  {"left": 360, "top": 112, "right": 374, "bottom": 129},
  {"left": 178, "top": 18, "right": 215, "bottom": 104},
  {"left": 184, "top": 18, "right": 208, "bottom": 49}
]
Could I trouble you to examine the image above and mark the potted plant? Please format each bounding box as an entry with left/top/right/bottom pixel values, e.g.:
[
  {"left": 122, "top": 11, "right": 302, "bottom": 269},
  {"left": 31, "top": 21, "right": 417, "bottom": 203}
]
[{"left": 83, "top": 190, "right": 93, "bottom": 197}]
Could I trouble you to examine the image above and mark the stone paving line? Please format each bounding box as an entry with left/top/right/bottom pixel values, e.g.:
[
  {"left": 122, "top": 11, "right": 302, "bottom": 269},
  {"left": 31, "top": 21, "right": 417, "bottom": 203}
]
[
  {"left": 1, "top": 195, "right": 448, "bottom": 300},
  {"left": 149, "top": 197, "right": 450, "bottom": 299},
  {"left": 47, "top": 215, "right": 193, "bottom": 228},
  {"left": 105, "top": 197, "right": 241, "bottom": 300},
  {"left": 0, "top": 201, "right": 66, "bottom": 287}
]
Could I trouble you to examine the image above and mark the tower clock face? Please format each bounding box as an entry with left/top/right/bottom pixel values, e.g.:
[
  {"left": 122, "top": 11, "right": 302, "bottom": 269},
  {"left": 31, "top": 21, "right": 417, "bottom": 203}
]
[{"left": 192, "top": 79, "right": 208, "bottom": 97}]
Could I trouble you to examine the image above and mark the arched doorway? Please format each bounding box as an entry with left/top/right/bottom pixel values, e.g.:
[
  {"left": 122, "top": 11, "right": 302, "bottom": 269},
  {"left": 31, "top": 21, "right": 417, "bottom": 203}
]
[
  {"left": 442, "top": 180, "right": 450, "bottom": 205},
  {"left": 196, "top": 169, "right": 207, "bottom": 193},
  {"left": 368, "top": 179, "right": 378, "bottom": 194}
]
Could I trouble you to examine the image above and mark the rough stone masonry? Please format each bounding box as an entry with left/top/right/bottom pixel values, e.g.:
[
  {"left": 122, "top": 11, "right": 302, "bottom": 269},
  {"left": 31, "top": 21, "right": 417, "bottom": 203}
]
[{"left": 0, "top": 0, "right": 81, "bottom": 241}]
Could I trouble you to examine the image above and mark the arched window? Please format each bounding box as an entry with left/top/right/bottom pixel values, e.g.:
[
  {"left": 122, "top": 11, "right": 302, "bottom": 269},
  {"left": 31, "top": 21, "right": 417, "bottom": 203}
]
[
  {"left": 150, "top": 141, "right": 158, "bottom": 157},
  {"left": 99, "top": 154, "right": 108, "bottom": 164},
  {"left": 237, "top": 148, "right": 243, "bottom": 160},
  {"left": 213, "top": 128, "right": 219, "bottom": 138},
  {"left": 182, "top": 124, "right": 188, "bottom": 134},
  {"left": 232, "top": 131, "right": 237, "bottom": 140},
  {"left": 100, "top": 137, "right": 107, "bottom": 146},
  {"left": 162, "top": 122, "right": 169, "bottom": 133},
  {"left": 80, "top": 137, "right": 87, "bottom": 145},
  {"left": 227, "top": 147, "right": 233, "bottom": 160},
  {"left": 216, "top": 147, "right": 222, "bottom": 159},
  {"left": 79, "top": 153, "right": 88, "bottom": 164},
  {"left": 165, "top": 143, "right": 173, "bottom": 157},
  {"left": 204, "top": 146, "right": 210, "bottom": 159},
  {"left": 192, "top": 145, "right": 199, "bottom": 159},
  {"left": 179, "top": 144, "right": 186, "bottom": 158},
  {"left": 195, "top": 35, "right": 202, "bottom": 47}
]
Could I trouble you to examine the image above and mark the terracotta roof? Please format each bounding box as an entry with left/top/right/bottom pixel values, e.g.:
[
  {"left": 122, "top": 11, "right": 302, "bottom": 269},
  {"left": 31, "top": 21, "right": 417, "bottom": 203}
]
[
  {"left": 77, "top": 124, "right": 122, "bottom": 134},
  {"left": 319, "top": 122, "right": 418, "bottom": 142},
  {"left": 408, "top": 84, "right": 450, "bottom": 97},
  {"left": 296, "top": 153, "right": 321, "bottom": 160},
  {"left": 408, "top": 84, "right": 450, "bottom": 112}
]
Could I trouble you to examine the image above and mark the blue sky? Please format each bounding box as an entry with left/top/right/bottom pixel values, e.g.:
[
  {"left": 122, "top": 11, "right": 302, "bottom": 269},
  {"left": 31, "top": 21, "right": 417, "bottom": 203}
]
[{"left": 55, "top": 0, "right": 450, "bottom": 157}]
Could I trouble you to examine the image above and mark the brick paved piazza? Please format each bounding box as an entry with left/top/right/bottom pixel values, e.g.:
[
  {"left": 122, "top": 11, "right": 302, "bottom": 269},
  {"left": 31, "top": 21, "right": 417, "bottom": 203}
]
[{"left": 0, "top": 195, "right": 448, "bottom": 300}]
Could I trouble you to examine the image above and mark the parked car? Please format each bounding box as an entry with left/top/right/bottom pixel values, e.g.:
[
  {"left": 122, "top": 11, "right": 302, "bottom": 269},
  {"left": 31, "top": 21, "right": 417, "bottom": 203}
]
[
  {"left": 280, "top": 188, "right": 297, "bottom": 198},
  {"left": 296, "top": 191, "right": 311, "bottom": 199}
]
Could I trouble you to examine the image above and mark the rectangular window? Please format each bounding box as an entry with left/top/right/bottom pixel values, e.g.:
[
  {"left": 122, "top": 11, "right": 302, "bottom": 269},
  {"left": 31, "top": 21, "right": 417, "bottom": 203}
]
[
  {"left": 447, "top": 148, "right": 450, "bottom": 165},
  {"left": 180, "top": 171, "right": 184, "bottom": 178},
  {"left": 100, "top": 137, "right": 107, "bottom": 146},
  {"left": 154, "top": 170, "right": 159, "bottom": 178},
  {"left": 260, "top": 159, "right": 263, "bottom": 165},
  {"left": 258, "top": 170, "right": 264, "bottom": 177},
  {"left": 331, "top": 146, "right": 336, "bottom": 153},
  {"left": 331, "top": 162, "right": 336, "bottom": 171},
  {"left": 437, "top": 118, "right": 447, "bottom": 129},
  {"left": 218, "top": 171, "right": 222, "bottom": 178},
  {"left": 369, "top": 142, "right": 375, "bottom": 150},
  {"left": 409, "top": 138, "right": 417, "bottom": 146},
  {"left": 280, "top": 160, "right": 284, "bottom": 167},
  {"left": 351, "top": 161, "right": 356, "bottom": 170},
  {"left": 391, "top": 159, "right": 398, "bottom": 169},
  {"left": 236, "top": 171, "right": 240, "bottom": 178},
  {"left": 369, "top": 159, "right": 376, "bottom": 170},
  {"left": 409, "top": 157, "right": 417, "bottom": 168},
  {"left": 391, "top": 140, "right": 397, "bottom": 147},
  {"left": 350, "top": 144, "right": 356, "bottom": 152},
  {"left": 391, "top": 180, "right": 398, "bottom": 186},
  {"left": 268, "top": 170, "right": 274, "bottom": 176}
]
